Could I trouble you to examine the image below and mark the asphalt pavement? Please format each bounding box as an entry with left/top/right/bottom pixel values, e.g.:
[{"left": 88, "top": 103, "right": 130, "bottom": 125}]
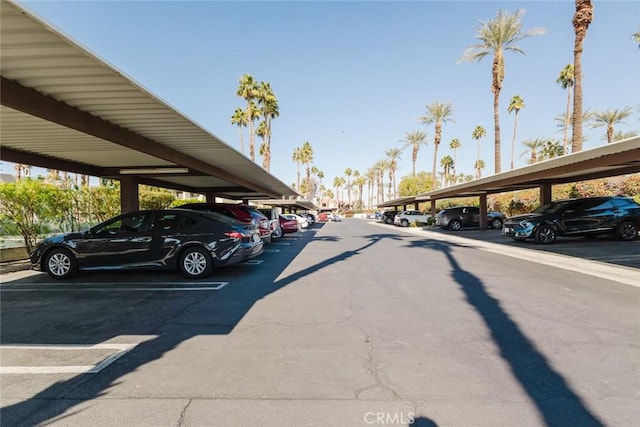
[{"left": 1, "top": 219, "right": 638, "bottom": 426}]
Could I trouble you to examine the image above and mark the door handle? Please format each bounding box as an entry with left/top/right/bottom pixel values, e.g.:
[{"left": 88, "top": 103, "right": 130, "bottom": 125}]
[{"left": 131, "top": 237, "right": 152, "bottom": 243}]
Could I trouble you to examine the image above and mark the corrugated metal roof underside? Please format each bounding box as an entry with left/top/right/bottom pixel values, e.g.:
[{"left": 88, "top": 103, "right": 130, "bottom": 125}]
[{"left": 0, "top": 0, "right": 296, "bottom": 199}]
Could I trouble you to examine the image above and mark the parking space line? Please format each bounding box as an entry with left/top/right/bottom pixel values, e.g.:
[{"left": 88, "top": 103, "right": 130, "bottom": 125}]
[
  {"left": 0, "top": 281, "right": 229, "bottom": 292},
  {"left": 243, "top": 260, "right": 264, "bottom": 265},
  {"left": 0, "top": 343, "right": 137, "bottom": 375},
  {"left": 271, "top": 242, "right": 291, "bottom": 245},
  {"left": 263, "top": 249, "right": 281, "bottom": 253}
]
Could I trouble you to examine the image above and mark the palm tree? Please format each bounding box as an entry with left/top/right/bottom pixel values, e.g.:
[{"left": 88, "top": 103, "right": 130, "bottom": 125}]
[
  {"left": 520, "top": 138, "right": 546, "bottom": 164},
  {"left": 449, "top": 138, "right": 461, "bottom": 178},
  {"left": 472, "top": 125, "right": 486, "bottom": 175},
  {"left": 344, "top": 168, "right": 353, "bottom": 206},
  {"left": 385, "top": 147, "right": 402, "bottom": 199},
  {"left": 474, "top": 159, "right": 485, "bottom": 179},
  {"left": 571, "top": 0, "right": 594, "bottom": 153},
  {"left": 590, "top": 107, "right": 633, "bottom": 143},
  {"left": 291, "top": 147, "right": 302, "bottom": 191},
  {"left": 556, "top": 64, "right": 574, "bottom": 154},
  {"left": 299, "top": 141, "right": 314, "bottom": 199},
  {"left": 419, "top": 100, "right": 454, "bottom": 188},
  {"left": 230, "top": 107, "right": 247, "bottom": 154},
  {"left": 459, "top": 9, "right": 545, "bottom": 174},
  {"left": 440, "top": 155, "right": 454, "bottom": 187},
  {"left": 366, "top": 168, "right": 376, "bottom": 209},
  {"left": 256, "top": 120, "right": 268, "bottom": 168},
  {"left": 401, "top": 130, "right": 427, "bottom": 176},
  {"left": 236, "top": 74, "right": 260, "bottom": 161},
  {"left": 507, "top": 94, "right": 525, "bottom": 170},
  {"left": 256, "top": 81, "right": 279, "bottom": 171},
  {"left": 612, "top": 130, "right": 638, "bottom": 141},
  {"left": 355, "top": 175, "right": 366, "bottom": 210}
]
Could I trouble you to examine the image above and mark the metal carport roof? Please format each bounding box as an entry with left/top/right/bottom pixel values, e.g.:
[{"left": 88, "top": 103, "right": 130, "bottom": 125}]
[
  {"left": 0, "top": 0, "right": 297, "bottom": 201},
  {"left": 415, "top": 137, "right": 640, "bottom": 201}
]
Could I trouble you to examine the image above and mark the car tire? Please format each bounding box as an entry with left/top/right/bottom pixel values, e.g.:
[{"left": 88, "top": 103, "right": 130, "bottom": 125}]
[
  {"left": 534, "top": 224, "right": 557, "bottom": 244},
  {"left": 615, "top": 220, "right": 638, "bottom": 241},
  {"left": 490, "top": 218, "right": 503, "bottom": 229},
  {"left": 179, "top": 246, "right": 213, "bottom": 279},
  {"left": 401, "top": 219, "right": 409, "bottom": 227},
  {"left": 45, "top": 248, "right": 77, "bottom": 279},
  {"left": 449, "top": 219, "right": 462, "bottom": 231}
]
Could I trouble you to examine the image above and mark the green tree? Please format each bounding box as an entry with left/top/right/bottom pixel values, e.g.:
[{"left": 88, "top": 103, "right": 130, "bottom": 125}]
[
  {"left": 139, "top": 185, "right": 175, "bottom": 210},
  {"left": 556, "top": 64, "right": 574, "bottom": 153},
  {"left": 460, "top": 9, "right": 545, "bottom": 174},
  {"left": 419, "top": 100, "right": 454, "bottom": 189},
  {"left": 398, "top": 172, "right": 435, "bottom": 196},
  {"left": 538, "top": 139, "right": 564, "bottom": 160},
  {"left": 256, "top": 81, "right": 279, "bottom": 171},
  {"left": 299, "top": 141, "right": 314, "bottom": 199},
  {"left": 571, "top": 0, "right": 594, "bottom": 153},
  {"left": 344, "top": 168, "right": 353, "bottom": 206},
  {"left": 385, "top": 148, "right": 402, "bottom": 199},
  {"left": 590, "top": 107, "right": 633, "bottom": 144},
  {"left": 440, "top": 155, "right": 455, "bottom": 187},
  {"left": 0, "top": 179, "right": 70, "bottom": 252},
  {"left": 401, "top": 130, "right": 428, "bottom": 176},
  {"left": 449, "top": 138, "right": 461, "bottom": 178},
  {"left": 230, "top": 107, "right": 247, "bottom": 154},
  {"left": 354, "top": 175, "right": 366, "bottom": 210},
  {"left": 474, "top": 159, "right": 486, "bottom": 179},
  {"left": 236, "top": 74, "right": 261, "bottom": 161},
  {"left": 291, "top": 147, "right": 303, "bottom": 191},
  {"left": 472, "top": 125, "right": 487, "bottom": 175},
  {"left": 507, "top": 94, "right": 525, "bottom": 170}
]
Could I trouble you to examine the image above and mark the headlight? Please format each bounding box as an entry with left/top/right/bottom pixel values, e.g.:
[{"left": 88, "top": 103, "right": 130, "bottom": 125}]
[{"left": 519, "top": 220, "right": 534, "bottom": 228}]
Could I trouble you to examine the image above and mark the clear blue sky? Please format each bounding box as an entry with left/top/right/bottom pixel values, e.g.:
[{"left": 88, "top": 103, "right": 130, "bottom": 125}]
[{"left": 11, "top": 0, "right": 640, "bottom": 190}]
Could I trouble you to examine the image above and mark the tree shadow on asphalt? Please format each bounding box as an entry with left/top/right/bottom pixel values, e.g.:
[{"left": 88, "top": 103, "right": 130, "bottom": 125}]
[
  {"left": 0, "top": 229, "right": 402, "bottom": 426},
  {"left": 405, "top": 239, "right": 604, "bottom": 427}
]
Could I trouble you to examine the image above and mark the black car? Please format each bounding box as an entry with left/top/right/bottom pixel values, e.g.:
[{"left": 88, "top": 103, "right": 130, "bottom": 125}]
[
  {"left": 436, "top": 206, "right": 505, "bottom": 231},
  {"left": 30, "top": 209, "right": 264, "bottom": 279},
  {"left": 381, "top": 210, "right": 399, "bottom": 225},
  {"left": 502, "top": 196, "right": 640, "bottom": 244}
]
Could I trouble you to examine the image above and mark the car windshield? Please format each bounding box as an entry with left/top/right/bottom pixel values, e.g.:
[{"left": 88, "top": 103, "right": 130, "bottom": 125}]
[{"left": 532, "top": 201, "right": 570, "bottom": 214}]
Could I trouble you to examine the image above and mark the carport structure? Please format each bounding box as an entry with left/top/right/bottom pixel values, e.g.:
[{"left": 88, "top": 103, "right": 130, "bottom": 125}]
[
  {"left": 0, "top": 0, "right": 297, "bottom": 212},
  {"left": 253, "top": 199, "right": 319, "bottom": 214},
  {"left": 377, "top": 137, "right": 640, "bottom": 229}
]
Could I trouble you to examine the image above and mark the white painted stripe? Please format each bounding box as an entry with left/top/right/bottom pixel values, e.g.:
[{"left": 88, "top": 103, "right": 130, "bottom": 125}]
[
  {"left": 263, "top": 249, "right": 281, "bottom": 253},
  {"left": 1, "top": 286, "right": 227, "bottom": 292},
  {"left": 1, "top": 281, "right": 228, "bottom": 287},
  {"left": 0, "top": 343, "right": 137, "bottom": 375},
  {"left": 1, "top": 343, "right": 133, "bottom": 350},
  {"left": 271, "top": 242, "right": 291, "bottom": 246}
]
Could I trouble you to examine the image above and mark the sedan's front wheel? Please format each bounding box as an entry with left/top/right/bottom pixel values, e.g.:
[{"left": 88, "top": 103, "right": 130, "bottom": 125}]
[
  {"left": 180, "top": 247, "right": 213, "bottom": 279},
  {"left": 615, "top": 221, "right": 638, "bottom": 241},
  {"left": 490, "top": 218, "right": 503, "bottom": 229},
  {"left": 45, "top": 248, "right": 77, "bottom": 279},
  {"left": 534, "top": 225, "right": 557, "bottom": 244}
]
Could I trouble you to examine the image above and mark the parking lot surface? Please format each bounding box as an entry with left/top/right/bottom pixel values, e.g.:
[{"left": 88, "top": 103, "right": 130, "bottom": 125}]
[{"left": 1, "top": 220, "right": 638, "bottom": 426}]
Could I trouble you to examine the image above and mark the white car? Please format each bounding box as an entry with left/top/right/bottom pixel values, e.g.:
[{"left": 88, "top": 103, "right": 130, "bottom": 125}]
[{"left": 283, "top": 214, "right": 308, "bottom": 229}]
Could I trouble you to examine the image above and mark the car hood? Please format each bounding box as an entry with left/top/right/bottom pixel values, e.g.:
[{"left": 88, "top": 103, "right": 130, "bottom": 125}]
[{"left": 505, "top": 212, "right": 548, "bottom": 224}]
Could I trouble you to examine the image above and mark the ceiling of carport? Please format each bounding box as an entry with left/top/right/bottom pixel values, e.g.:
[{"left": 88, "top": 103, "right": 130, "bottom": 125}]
[{"left": 0, "top": 0, "right": 297, "bottom": 200}]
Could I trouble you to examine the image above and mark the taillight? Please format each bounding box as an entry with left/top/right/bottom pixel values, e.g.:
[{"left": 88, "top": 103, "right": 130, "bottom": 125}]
[{"left": 225, "top": 231, "right": 245, "bottom": 240}]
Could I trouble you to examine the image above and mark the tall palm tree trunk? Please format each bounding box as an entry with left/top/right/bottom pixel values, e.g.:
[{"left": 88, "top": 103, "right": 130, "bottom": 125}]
[
  {"left": 248, "top": 121, "right": 255, "bottom": 161},
  {"left": 511, "top": 111, "right": 519, "bottom": 170},
  {"left": 571, "top": 0, "right": 593, "bottom": 153},
  {"left": 493, "top": 89, "right": 502, "bottom": 174}
]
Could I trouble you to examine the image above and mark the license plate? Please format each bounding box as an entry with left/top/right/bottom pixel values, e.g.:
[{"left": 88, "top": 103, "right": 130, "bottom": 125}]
[
  {"left": 502, "top": 227, "right": 512, "bottom": 235},
  {"left": 253, "top": 234, "right": 260, "bottom": 242}
]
